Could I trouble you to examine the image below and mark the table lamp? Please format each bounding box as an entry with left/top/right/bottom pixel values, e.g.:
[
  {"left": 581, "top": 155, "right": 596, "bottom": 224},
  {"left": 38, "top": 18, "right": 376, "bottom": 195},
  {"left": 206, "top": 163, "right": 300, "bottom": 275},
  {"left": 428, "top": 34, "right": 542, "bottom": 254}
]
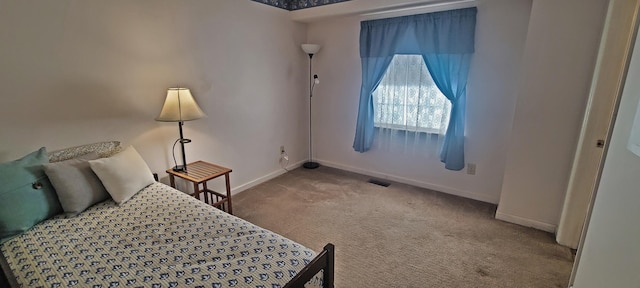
[{"left": 156, "top": 88, "right": 206, "bottom": 172}]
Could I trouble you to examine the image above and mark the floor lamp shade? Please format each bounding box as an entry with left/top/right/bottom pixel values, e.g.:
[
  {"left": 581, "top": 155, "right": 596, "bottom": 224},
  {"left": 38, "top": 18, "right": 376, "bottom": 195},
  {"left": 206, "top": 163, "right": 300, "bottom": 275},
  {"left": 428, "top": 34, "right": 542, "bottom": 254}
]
[
  {"left": 156, "top": 88, "right": 206, "bottom": 172},
  {"left": 301, "top": 44, "right": 321, "bottom": 55}
]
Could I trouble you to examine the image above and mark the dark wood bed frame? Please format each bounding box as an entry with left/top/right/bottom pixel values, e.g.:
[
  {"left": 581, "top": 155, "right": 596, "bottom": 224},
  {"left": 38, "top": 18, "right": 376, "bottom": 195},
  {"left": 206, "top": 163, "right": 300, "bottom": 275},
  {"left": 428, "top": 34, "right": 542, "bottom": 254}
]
[
  {"left": 285, "top": 243, "right": 335, "bottom": 288},
  {"left": 0, "top": 243, "right": 335, "bottom": 288},
  {"left": 0, "top": 269, "right": 7, "bottom": 287},
  {"left": 0, "top": 252, "right": 10, "bottom": 287}
]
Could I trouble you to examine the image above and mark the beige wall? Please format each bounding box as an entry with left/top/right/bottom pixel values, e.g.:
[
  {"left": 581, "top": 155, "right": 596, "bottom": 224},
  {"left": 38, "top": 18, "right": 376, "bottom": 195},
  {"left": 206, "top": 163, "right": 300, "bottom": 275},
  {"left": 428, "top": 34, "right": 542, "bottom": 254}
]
[
  {"left": 496, "top": 0, "right": 609, "bottom": 232},
  {"left": 306, "top": 0, "right": 610, "bottom": 232},
  {"left": 0, "top": 0, "right": 616, "bottom": 237},
  {"left": 0, "top": 0, "right": 308, "bottom": 193},
  {"left": 305, "top": 0, "right": 532, "bottom": 204}
]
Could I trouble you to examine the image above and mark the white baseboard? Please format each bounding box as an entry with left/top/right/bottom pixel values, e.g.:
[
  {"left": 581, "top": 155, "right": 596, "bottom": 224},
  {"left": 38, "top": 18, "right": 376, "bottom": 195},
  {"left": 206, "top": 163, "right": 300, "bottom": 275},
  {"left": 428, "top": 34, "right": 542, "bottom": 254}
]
[
  {"left": 495, "top": 211, "right": 557, "bottom": 233},
  {"left": 231, "top": 160, "right": 305, "bottom": 195},
  {"left": 317, "top": 159, "right": 498, "bottom": 204},
  {"left": 230, "top": 158, "right": 557, "bottom": 234}
]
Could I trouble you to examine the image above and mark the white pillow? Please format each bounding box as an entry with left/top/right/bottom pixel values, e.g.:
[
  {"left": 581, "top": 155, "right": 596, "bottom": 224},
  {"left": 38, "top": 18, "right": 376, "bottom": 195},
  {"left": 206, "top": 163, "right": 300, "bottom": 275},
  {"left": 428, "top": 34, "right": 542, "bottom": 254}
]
[
  {"left": 89, "top": 146, "right": 155, "bottom": 204},
  {"left": 44, "top": 152, "right": 109, "bottom": 215}
]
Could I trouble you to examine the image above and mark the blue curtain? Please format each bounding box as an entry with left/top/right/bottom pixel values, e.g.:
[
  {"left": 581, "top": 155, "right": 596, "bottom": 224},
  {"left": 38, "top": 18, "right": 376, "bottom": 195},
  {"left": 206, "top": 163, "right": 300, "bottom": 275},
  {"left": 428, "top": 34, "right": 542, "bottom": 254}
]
[
  {"left": 353, "top": 18, "right": 413, "bottom": 152},
  {"left": 352, "top": 56, "right": 394, "bottom": 152},
  {"left": 353, "top": 7, "right": 476, "bottom": 171}
]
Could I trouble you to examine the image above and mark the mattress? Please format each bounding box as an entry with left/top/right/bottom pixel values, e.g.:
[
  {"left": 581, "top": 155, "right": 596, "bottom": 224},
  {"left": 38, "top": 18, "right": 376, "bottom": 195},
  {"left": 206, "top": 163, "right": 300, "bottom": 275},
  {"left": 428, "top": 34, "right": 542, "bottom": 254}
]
[{"left": 1, "top": 183, "right": 320, "bottom": 287}]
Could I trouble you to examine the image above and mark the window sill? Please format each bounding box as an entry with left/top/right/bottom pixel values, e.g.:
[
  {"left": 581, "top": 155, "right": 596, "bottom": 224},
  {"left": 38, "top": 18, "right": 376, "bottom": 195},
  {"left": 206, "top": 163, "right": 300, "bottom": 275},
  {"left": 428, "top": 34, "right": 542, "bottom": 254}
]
[{"left": 374, "top": 125, "right": 445, "bottom": 136}]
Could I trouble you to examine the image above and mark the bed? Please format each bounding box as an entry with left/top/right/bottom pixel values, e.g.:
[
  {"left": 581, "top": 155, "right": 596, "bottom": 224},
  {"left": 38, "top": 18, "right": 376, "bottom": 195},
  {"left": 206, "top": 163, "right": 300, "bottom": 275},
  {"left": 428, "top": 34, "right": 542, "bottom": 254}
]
[{"left": 0, "top": 142, "right": 334, "bottom": 288}]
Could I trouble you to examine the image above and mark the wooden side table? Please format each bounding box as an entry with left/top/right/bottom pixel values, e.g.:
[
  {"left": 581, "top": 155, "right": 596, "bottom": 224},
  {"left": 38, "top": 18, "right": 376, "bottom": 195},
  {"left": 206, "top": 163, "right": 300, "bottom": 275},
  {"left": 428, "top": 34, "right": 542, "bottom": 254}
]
[{"left": 166, "top": 161, "right": 233, "bottom": 215}]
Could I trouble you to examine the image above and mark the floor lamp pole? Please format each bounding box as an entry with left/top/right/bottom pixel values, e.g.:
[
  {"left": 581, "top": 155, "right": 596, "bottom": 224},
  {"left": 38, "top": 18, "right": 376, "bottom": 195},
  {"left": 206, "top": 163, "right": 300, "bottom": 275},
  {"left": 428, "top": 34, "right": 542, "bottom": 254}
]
[{"left": 304, "top": 53, "right": 319, "bottom": 169}]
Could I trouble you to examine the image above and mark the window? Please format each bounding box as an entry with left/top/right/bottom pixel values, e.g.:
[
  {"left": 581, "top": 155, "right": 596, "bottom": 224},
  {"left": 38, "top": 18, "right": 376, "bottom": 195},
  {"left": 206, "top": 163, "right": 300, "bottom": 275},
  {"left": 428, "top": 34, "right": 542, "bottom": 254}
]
[
  {"left": 373, "top": 55, "right": 451, "bottom": 134},
  {"left": 354, "top": 8, "right": 476, "bottom": 170}
]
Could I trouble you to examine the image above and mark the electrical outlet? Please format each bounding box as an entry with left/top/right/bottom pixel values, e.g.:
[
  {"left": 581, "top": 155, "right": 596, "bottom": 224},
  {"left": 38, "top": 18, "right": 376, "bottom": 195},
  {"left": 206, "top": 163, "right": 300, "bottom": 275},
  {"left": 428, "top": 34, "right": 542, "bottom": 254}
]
[
  {"left": 280, "top": 145, "right": 285, "bottom": 154},
  {"left": 467, "top": 163, "right": 476, "bottom": 175}
]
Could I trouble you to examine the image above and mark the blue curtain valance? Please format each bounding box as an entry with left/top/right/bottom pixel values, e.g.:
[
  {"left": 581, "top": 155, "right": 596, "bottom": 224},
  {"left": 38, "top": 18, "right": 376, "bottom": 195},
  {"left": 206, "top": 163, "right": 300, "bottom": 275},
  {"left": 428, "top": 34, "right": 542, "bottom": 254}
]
[{"left": 360, "top": 8, "right": 477, "bottom": 57}]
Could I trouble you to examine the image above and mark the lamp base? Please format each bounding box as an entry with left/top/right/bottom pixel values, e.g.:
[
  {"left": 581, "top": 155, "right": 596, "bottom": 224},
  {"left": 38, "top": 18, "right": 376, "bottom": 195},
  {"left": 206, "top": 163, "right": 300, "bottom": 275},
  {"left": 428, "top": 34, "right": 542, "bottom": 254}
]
[
  {"left": 303, "top": 162, "right": 320, "bottom": 169},
  {"left": 172, "top": 165, "right": 187, "bottom": 172}
]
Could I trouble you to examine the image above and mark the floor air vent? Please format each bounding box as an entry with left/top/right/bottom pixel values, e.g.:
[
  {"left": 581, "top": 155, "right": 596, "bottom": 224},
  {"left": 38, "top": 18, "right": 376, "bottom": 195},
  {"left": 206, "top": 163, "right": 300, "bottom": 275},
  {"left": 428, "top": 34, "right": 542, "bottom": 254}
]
[{"left": 368, "top": 179, "right": 390, "bottom": 187}]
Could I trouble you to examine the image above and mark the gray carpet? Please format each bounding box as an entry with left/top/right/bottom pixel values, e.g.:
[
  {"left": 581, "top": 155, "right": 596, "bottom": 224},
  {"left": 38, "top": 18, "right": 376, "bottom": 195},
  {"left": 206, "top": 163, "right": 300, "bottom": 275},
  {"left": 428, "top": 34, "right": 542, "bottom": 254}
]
[{"left": 233, "top": 166, "right": 573, "bottom": 288}]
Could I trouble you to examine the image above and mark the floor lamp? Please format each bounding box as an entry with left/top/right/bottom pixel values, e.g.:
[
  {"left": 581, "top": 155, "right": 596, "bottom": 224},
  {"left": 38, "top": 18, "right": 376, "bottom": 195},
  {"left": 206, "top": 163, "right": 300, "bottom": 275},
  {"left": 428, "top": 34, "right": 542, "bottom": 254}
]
[
  {"left": 156, "top": 88, "right": 206, "bottom": 172},
  {"left": 301, "top": 44, "right": 321, "bottom": 169}
]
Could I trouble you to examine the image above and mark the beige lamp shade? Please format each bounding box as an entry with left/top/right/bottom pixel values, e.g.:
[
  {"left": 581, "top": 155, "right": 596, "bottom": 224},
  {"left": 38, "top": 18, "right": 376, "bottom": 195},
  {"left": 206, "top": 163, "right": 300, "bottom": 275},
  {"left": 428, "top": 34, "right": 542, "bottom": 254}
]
[
  {"left": 156, "top": 88, "right": 206, "bottom": 122},
  {"left": 301, "top": 44, "right": 321, "bottom": 55}
]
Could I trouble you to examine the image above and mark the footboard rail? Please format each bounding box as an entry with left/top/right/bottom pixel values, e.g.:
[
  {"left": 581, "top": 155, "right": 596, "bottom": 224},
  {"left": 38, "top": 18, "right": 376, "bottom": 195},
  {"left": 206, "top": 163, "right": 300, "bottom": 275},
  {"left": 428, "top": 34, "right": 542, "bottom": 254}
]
[{"left": 284, "top": 243, "right": 335, "bottom": 288}]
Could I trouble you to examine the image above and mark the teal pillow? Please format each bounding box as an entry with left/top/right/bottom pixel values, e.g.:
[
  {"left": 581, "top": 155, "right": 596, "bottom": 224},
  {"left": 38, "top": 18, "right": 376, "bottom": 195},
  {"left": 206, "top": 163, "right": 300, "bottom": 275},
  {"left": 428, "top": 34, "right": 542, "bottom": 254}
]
[{"left": 0, "top": 147, "right": 62, "bottom": 243}]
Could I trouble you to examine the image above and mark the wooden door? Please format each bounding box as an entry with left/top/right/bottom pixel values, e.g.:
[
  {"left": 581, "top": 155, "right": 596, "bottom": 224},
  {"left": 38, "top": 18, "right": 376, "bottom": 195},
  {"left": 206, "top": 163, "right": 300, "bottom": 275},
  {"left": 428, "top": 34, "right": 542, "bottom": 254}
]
[{"left": 557, "top": 0, "right": 640, "bottom": 249}]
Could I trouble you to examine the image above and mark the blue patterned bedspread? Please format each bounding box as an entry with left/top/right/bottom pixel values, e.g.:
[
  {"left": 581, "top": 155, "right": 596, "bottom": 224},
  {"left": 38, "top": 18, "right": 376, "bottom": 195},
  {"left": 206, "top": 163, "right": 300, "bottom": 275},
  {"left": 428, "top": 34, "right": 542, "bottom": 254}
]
[{"left": 1, "top": 183, "right": 320, "bottom": 287}]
